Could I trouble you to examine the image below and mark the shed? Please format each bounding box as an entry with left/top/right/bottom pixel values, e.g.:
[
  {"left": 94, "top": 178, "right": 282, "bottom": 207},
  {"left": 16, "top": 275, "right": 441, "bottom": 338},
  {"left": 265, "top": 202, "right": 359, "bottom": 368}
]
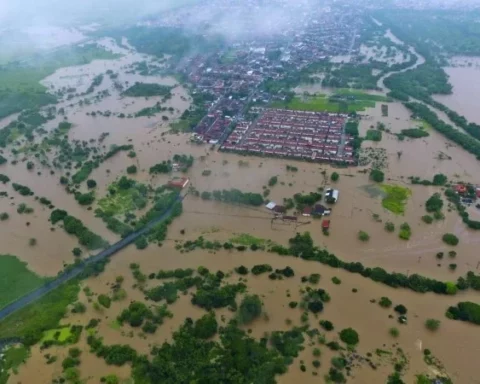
[
  {"left": 273, "top": 205, "right": 286, "bottom": 213},
  {"left": 265, "top": 202, "right": 277, "bottom": 210},
  {"left": 322, "top": 220, "right": 330, "bottom": 229},
  {"left": 168, "top": 177, "right": 189, "bottom": 189}
]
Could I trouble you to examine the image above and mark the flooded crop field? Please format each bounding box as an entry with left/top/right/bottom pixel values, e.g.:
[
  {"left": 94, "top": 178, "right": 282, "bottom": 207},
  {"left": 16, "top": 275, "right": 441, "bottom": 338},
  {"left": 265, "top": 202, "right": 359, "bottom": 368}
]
[{"left": 1, "top": 12, "right": 480, "bottom": 384}]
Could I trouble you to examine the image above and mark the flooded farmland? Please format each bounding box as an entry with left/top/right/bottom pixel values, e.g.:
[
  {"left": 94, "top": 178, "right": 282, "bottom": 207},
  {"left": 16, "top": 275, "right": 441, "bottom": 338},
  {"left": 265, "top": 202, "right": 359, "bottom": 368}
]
[{"left": 1, "top": 28, "right": 480, "bottom": 384}]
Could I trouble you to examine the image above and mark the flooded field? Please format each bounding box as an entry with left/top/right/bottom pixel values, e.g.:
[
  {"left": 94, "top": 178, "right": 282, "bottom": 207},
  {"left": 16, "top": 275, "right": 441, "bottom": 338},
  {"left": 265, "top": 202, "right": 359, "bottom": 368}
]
[{"left": 2, "top": 32, "right": 480, "bottom": 384}]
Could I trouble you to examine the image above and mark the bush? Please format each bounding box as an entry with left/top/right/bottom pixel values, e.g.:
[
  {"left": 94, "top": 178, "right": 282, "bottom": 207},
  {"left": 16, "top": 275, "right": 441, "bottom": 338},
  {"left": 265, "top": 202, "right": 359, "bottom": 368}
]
[
  {"left": 98, "top": 294, "right": 111, "bottom": 309},
  {"left": 235, "top": 266, "right": 249, "bottom": 275},
  {"left": 193, "top": 312, "right": 218, "bottom": 339},
  {"left": 0, "top": 212, "right": 9, "bottom": 221},
  {"left": 370, "top": 169, "right": 384, "bottom": 183},
  {"left": 126, "top": 165, "right": 137, "bottom": 174},
  {"left": 379, "top": 297, "right": 392, "bottom": 308},
  {"left": 384, "top": 222, "right": 395, "bottom": 232},
  {"left": 319, "top": 320, "right": 334, "bottom": 331},
  {"left": 421, "top": 215, "right": 433, "bottom": 224},
  {"left": 87, "top": 179, "right": 97, "bottom": 189},
  {"left": 446, "top": 301, "right": 480, "bottom": 325},
  {"left": 238, "top": 295, "right": 262, "bottom": 324},
  {"left": 135, "top": 236, "right": 148, "bottom": 250},
  {"left": 389, "top": 327, "right": 400, "bottom": 338},
  {"left": 394, "top": 304, "right": 407, "bottom": 315},
  {"left": 442, "top": 233, "right": 459, "bottom": 246},
  {"left": 425, "top": 193, "right": 443, "bottom": 213},
  {"left": 72, "top": 248, "right": 82, "bottom": 257},
  {"left": 399, "top": 222, "right": 411, "bottom": 240},
  {"left": 268, "top": 176, "right": 278, "bottom": 187},
  {"left": 331, "top": 276, "right": 341, "bottom": 285},
  {"left": 289, "top": 301, "right": 298, "bottom": 309},
  {"left": 313, "top": 347, "right": 321, "bottom": 357},
  {"left": 358, "top": 231, "right": 370, "bottom": 242},
  {"left": 339, "top": 328, "right": 359, "bottom": 345},
  {"left": 425, "top": 318, "right": 440, "bottom": 331},
  {"left": 331, "top": 172, "right": 339, "bottom": 182}
]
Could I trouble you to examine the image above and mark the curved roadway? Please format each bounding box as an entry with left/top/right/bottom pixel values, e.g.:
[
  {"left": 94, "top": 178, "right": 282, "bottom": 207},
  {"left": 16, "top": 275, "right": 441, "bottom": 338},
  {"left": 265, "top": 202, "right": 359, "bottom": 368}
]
[{"left": 0, "top": 193, "right": 185, "bottom": 322}]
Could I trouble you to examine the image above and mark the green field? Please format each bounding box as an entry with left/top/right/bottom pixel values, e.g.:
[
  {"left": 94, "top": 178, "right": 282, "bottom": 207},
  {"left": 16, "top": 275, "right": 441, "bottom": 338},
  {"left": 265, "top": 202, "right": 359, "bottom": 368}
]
[
  {"left": 271, "top": 91, "right": 388, "bottom": 113},
  {"left": 41, "top": 327, "right": 73, "bottom": 343},
  {"left": 381, "top": 184, "right": 411, "bottom": 215},
  {"left": 0, "top": 255, "right": 47, "bottom": 310},
  {"left": 98, "top": 181, "right": 148, "bottom": 216},
  {"left": 0, "top": 280, "right": 80, "bottom": 341}
]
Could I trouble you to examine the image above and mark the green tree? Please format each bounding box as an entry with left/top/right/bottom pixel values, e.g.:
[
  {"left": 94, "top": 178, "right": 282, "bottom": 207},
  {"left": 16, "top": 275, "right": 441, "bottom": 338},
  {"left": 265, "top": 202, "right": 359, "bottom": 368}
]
[
  {"left": 127, "top": 165, "right": 137, "bottom": 174},
  {"left": 193, "top": 312, "right": 218, "bottom": 339},
  {"left": 425, "top": 318, "right": 440, "bottom": 331},
  {"left": 331, "top": 172, "right": 339, "bottom": 182},
  {"left": 339, "top": 328, "right": 359, "bottom": 345},
  {"left": 442, "top": 233, "right": 459, "bottom": 246},
  {"left": 370, "top": 169, "right": 384, "bottom": 183},
  {"left": 238, "top": 294, "right": 262, "bottom": 324},
  {"left": 358, "top": 231, "right": 370, "bottom": 242}
]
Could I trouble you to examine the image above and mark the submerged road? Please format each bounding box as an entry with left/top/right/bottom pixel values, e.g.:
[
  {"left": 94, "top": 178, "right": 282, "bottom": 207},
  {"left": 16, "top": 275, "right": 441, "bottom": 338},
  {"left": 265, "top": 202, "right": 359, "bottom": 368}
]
[{"left": 0, "top": 193, "right": 186, "bottom": 322}]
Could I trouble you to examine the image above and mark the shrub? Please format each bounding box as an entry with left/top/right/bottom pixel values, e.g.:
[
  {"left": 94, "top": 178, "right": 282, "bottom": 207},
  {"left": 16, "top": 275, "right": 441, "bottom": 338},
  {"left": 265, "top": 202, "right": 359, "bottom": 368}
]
[
  {"left": 442, "top": 233, "right": 459, "bottom": 246},
  {"left": 312, "top": 360, "right": 321, "bottom": 368},
  {"left": 399, "top": 222, "right": 411, "bottom": 240},
  {"left": 313, "top": 347, "right": 321, "bottom": 357},
  {"left": 319, "top": 320, "right": 334, "bottom": 331},
  {"left": 339, "top": 328, "right": 359, "bottom": 345},
  {"left": 135, "top": 236, "right": 148, "bottom": 250},
  {"left": 235, "top": 266, "right": 249, "bottom": 275},
  {"left": 384, "top": 222, "right": 395, "bottom": 232},
  {"left": 331, "top": 277, "right": 341, "bottom": 285},
  {"left": 72, "top": 248, "right": 82, "bottom": 257},
  {"left": 331, "top": 172, "right": 339, "bottom": 182},
  {"left": 98, "top": 294, "right": 111, "bottom": 309},
  {"left": 238, "top": 295, "right": 262, "bottom": 324},
  {"left": 379, "top": 297, "right": 392, "bottom": 308},
  {"left": 29, "top": 238, "right": 37, "bottom": 246},
  {"left": 193, "top": 312, "right": 218, "bottom": 339},
  {"left": 394, "top": 304, "right": 407, "bottom": 315},
  {"left": 370, "top": 169, "right": 384, "bottom": 183},
  {"left": 421, "top": 215, "right": 433, "bottom": 224},
  {"left": 0, "top": 212, "right": 9, "bottom": 221},
  {"left": 389, "top": 327, "right": 400, "bottom": 338},
  {"left": 126, "top": 165, "right": 137, "bottom": 174},
  {"left": 425, "top": 318, "right": 440, "bottom": 331},
  {"left": 87, "top": 179, "right": 97, "bottom": 189},
  {"left": 425, "top": 193, "right": 443, "bottom": 213},
  {"left": 358, "top": 231, "right": 370, "bottom": 242},
  {"left": 449, "top": 263, "right": 457, "bottom": 271},
  {"left": 289, "top": 301, "right": 298, "bottom": 309}
]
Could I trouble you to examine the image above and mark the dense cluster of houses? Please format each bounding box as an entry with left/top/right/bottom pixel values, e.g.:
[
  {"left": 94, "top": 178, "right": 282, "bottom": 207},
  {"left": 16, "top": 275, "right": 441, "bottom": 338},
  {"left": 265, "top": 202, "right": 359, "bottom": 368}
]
[{"left": 220, "top": 109, "right": 355, "bottom": 164}]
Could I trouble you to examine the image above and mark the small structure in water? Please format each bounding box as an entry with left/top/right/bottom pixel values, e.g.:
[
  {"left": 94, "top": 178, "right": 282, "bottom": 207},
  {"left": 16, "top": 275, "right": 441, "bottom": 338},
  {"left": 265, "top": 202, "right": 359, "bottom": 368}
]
[{"left": 168, "top": 177, "right": 190, "bottom": 189}]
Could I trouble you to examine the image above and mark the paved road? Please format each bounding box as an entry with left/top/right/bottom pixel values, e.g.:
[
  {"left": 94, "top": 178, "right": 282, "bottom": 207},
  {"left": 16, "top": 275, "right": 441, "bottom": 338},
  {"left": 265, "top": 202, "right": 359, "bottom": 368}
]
[{"left": 0, "top": 193, "right": 185, "bottom": 322}]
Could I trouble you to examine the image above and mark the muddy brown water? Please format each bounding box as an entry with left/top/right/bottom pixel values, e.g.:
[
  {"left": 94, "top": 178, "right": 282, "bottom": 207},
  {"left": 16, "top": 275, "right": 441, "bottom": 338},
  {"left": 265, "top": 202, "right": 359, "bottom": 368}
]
[
  {"left": 10, "top": 244, "right": 480, "bottom": 383},
  {"left": 433, "top": 57, "right": 480, "bottom": 126},
  {"left": 3, "top": 37, "right": 480, "bottom": 383}
]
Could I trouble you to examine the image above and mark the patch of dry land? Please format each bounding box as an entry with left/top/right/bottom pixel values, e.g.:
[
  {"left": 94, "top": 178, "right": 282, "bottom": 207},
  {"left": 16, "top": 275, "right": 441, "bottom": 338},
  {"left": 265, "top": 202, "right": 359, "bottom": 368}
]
[{"left": 1, "top": 39, "right": 480, "bottom": 384}]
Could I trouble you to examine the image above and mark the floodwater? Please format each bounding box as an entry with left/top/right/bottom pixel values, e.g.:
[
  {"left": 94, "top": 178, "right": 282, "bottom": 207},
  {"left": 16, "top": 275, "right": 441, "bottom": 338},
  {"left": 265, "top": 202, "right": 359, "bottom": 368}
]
[
  {"left": 3, "top": 33, "right": 480, "bottom": 384},
  {"left": 433, "top": 57, "right": 480, "bottom": 125},
  {"left": 11, "top": 244, "right": 480, "bottom": 383}
]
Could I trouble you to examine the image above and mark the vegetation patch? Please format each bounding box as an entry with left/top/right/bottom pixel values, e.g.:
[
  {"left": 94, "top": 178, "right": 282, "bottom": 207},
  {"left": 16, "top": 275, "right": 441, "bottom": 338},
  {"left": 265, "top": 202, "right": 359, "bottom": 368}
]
[
  {"left": 0, "top": 255, "right": 47, "bottom": 310},
  {"left": 122, "top": 82, "right": 172, "bottom": 97},
  {"left": 0, "top": 280, "right": 80, "bottom": 345},
  {"left": 381, "top": 184, "right": 411, "bottom": 215},
  {"left": 0, "top": 346, "right": 30, "bottom": 384},
  {"left": 98, "top": 177, "right": 148, "bottom": 216}
]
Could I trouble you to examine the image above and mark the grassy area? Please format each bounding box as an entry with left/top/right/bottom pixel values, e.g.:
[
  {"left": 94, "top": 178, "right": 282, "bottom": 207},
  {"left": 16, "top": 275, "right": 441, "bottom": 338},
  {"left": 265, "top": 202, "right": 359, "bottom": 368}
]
[
  {"left": 412, "top": 118, "right": 432, "bottom": 130},
  {"left": 0, "top": 255, "right": 48, "bottom": 310},
  {"left": 0, "top": 280, "right": 80, "bottom": 341},
  {"left": 272, "top": 94, "right": 378, "bottom": 113},
  {"left": 333, "top": 89, "right": 390, "bottom": 102},
  {"left": 109, "top": 319, "right": 122, "bottom": 330},
  {"left": 381, "top": 184, "right": 411, "bottom": 215},
  {"left": 0, "top": 346, "right": 30, "bottom": 384},
  {"left": 41, "top": 327, "right": 73, "bottom": 343},
  {"left": 230, "top": 233, "right": 267, "bottom": 246}
]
